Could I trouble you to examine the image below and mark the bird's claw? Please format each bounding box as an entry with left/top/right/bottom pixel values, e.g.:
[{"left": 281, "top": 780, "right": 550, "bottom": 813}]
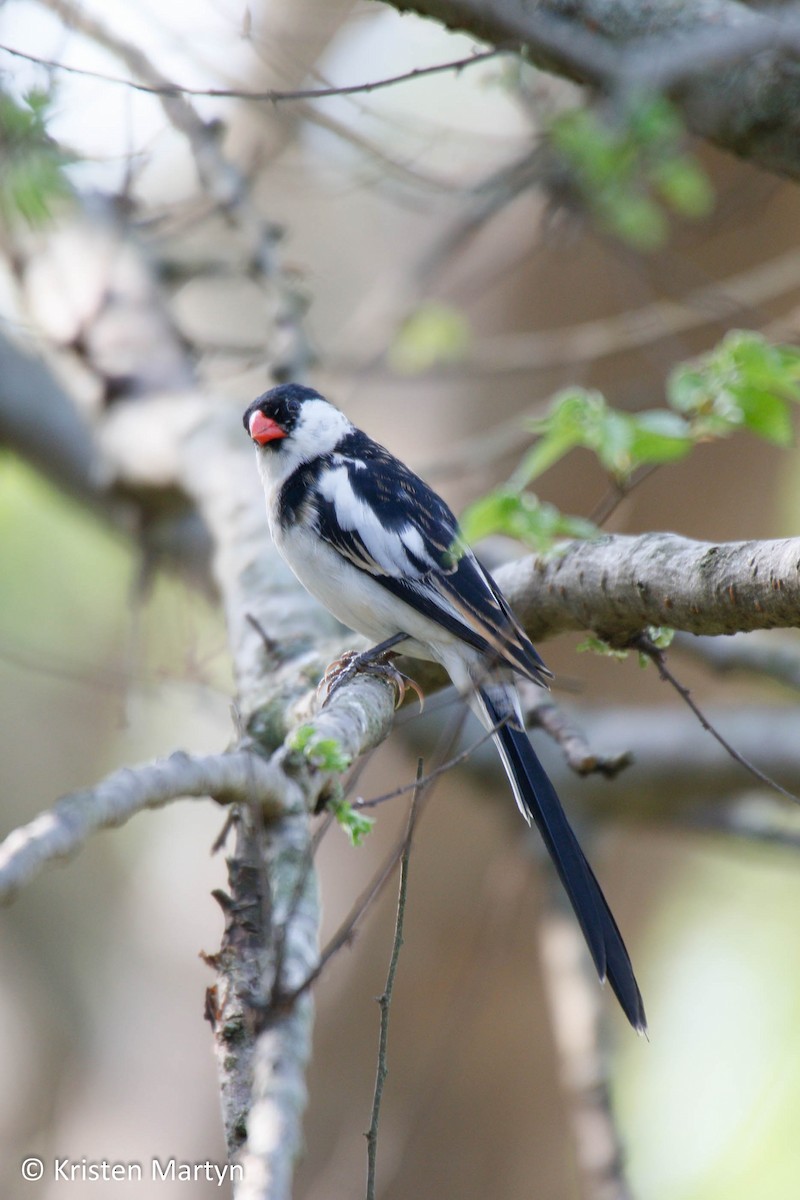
[
  {"left": 317, "top": 651, "right": 361, "bottom": 702},
  {"left": 319, "top": 650, "right": 424, "bottom": 712},
  {"left": 387, "top": 668, "right": 425, "bottom": 713}
]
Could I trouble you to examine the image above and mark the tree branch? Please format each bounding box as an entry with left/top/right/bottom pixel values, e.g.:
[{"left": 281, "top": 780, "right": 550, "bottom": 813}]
[
  {"left": 0, "top": 331, "right": 111, "bottom": 508},
  {"left": 388, "top": 532, "right": 800, "bottom": 702},
  {"left": 382, "top": 0, "right": 800, "bottom": 181},
  {"left": 366, "top": 766, "right": 421, "bottom": 1200},
  {"left": 0, "top": 750, "right": 296, "bottom": 906},
  {"left": 633, "top": 632, "right": 799, "bottom": 805},
  {"left": 0, "top": 622, "right": 404, "bottom": 905},
  {"left": 497, "top": 533, "right": 800, "bottom": 644},
  {"left": 0, "top": 41, "right": 500, "bottom": 103}
]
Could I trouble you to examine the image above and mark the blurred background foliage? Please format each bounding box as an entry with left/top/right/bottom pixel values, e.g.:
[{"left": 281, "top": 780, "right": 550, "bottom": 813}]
[{"left": 2, "top": 2, "right": 800, "bottom": 1198}]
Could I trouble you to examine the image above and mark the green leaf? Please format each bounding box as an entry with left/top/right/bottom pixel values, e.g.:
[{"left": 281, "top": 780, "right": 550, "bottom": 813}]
[
  {"left": 517, "top": 388, "right": 694, "bottom": 487},
  {"left": 603, "top": 192, "right": 667, "bottom": 251},
  {"left": 515, "top": 388, "right": 608, "bottom": 486},
  {"left": 576, "top": 635, "right": 628, "bottom": 660},
  {"left": 593, "top": 408, "right": 636, "bottom": 478},
  {"left": 329, "top": 798, "right": 374, "bottom": 846},
  {"left": 735, "top": 389, "right": 793, "bottom": 446},
  {"left": 628, "top": 94, "right": 682, "bottom": 145},
  {"left": 308, "top": 737, "right": 351, "bottom": 772},
  {"left": 627, "top": 410, "right": 694, "bottom": 464},
  {"left": 652, "top": 156, "right": 714, "bottom": 218},
  {"left": 289, "top": 725, "right": 351, "bottom": 771},
  {"left": 389, "top": 302, "right": 470, "bottom": 374},
  {"left": 511, "top": 431, "right": 580, "bottom": 487},
  {"left": 289, "top": 724, "right": 314, "bottom": 753},
  {"left": 0, "top": 90, "right": 74, "bottom": 228},
  {"left": 647, "top": 626, "right": 675, "bottom": 649},
  {"left": 668, "top": 332, "right": 800, "bottom": 445},
  {"left": 667, "top": 367, "right": 712, "bottom": 416},
  {"left": 458, "top": 490, "right": 521, "bottom": 544},
  {"left": 724, "top": 332, "right": 800, "bottom": 398},
  {"left": 548, "top": 95, "right": 713, "bottom": 250},
  {"left": 460, "top": 487, "right": 596, "bottom": 553}
]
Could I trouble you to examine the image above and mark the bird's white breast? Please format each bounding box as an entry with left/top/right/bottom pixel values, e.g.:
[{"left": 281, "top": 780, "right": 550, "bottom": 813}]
[{"left": 270, "top": 514, "right": 467, "bottom": 664}]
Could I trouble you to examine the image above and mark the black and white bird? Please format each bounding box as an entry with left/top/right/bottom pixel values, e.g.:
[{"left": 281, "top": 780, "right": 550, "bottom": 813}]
[{"left": 244, "top": 383, "right": 645, "bottom": 1031}]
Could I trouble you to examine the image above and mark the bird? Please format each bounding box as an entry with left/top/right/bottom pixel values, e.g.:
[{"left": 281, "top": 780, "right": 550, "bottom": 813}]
[{"left": 244, "top": 382, "right": 646, "bottom": 1031}]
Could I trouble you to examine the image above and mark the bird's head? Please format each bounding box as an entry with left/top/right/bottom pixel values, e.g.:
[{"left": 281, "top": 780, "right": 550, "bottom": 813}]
[{"left": 244, "top": 384, "right": 352, "bottom": 480}]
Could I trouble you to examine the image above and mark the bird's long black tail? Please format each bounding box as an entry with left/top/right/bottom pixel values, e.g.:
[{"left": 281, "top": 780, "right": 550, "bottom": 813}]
[{"left": 478, "top": 686, "right": 646, "bottom": 1032}]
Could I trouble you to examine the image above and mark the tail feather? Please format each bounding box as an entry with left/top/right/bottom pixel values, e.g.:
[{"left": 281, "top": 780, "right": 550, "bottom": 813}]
[{"left": 478, "top": 687, "right": 646, "bottom": 1032}]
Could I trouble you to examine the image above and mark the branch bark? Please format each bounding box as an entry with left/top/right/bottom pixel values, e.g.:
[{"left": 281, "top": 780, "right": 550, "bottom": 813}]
[
  {"left": 0, "top": 331, "right": 111, "bottom": 508},
  {"left": 0, "top": 750, "right": 295, "bottom": 905},
  {"left": 382, "top": 0, "right": 800, "bottom": 181},
  {"left": 498, "top": 533, "right": 800, "bottom": 644},
  {"left": 391, "top": 532, "right": 800, "bottom": 699}
]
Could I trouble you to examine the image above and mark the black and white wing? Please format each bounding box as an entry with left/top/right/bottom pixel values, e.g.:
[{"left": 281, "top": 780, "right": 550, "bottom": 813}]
[{"left": 280, "top": 430, "right": 550, "bottom": 687}]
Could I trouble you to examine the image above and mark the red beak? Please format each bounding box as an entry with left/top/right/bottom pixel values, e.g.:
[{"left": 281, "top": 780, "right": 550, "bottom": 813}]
[{"left": 249, "top": 411, "right": 287, "bottom": 445}]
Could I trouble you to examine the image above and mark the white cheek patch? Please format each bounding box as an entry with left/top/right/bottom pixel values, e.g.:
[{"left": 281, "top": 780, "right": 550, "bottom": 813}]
[{"left": 290, "top": 400, "right": 351, "bottom": 462}]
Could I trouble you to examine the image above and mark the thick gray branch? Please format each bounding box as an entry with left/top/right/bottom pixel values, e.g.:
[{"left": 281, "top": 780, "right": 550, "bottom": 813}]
[
  {"left": 391, "top": 533, "right": 800, "bottom": 698},
  {"left": 384, "top": 0, "right": 800, "bottom": 180},
  {"left": 0, "top": 750, "right": 295, "bottom": 905},
  {"left": 499, "top": 533, "right": 800, "bottom": 644},
  {"left": 0, "top": 331, "right": 109, "bottom": 505},
  {"left": 173, "top": 407, "right": 401, "bottom": 1196}
]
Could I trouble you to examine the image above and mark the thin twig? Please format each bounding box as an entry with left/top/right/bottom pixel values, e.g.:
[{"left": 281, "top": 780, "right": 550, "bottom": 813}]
[
  {"left": 634, "top": 635, "right": 800, "bottom": 806},
  {"left": 286, "top": 839, "right": 403, "bottom": 1004},
  {"left": 366, "top": 761, "right": 423, "bottom": 1200},
  {"left": 531, "top": 699, "right": 633, "bottom": 778},
  {"left": 0, "top": 41, "right": 500, "bottom": 102},
  {"left": 287, "top": 701, "right": 472, "bottom": 1001},
  {"left": 589, "top": 464, "right": 661, "bottom": 528},
  {"left": 354, "top": 720, "right": 507, "bottom": 810},
  {"left": 245, "top": 612, "right": 279, "bottom": 654}
]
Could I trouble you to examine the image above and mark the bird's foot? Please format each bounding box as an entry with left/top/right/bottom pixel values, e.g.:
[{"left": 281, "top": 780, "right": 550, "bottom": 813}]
[{"left": 319, "top": 647, "right": 424, "bottom": 711}]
